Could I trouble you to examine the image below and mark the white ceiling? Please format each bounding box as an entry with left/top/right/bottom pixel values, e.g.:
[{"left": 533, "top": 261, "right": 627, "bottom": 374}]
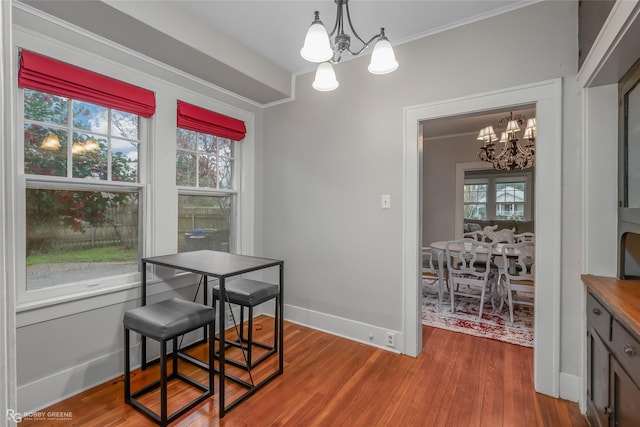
[
  {"left": 176, "top": 0, "right": 537, "bottom": 75},
  {"left": 17, "top": 0, "right": 539, "bottom": 104}
]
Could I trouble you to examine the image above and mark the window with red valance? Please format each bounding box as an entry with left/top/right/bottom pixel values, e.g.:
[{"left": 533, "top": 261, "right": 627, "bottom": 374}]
[
  {"left": 18, "top": 50, "right": 156, "bottom": 118},
  {"left": 176, "top": 100, "right": 246, "bottom": 141}
]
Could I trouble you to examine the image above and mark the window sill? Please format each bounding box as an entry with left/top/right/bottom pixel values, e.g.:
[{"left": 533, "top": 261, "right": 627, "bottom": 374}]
[{"left": 16, "top": 272, "right": 201, "bottom": 327}]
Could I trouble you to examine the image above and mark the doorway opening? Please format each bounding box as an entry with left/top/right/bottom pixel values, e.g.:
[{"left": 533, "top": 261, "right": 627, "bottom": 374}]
[
  {"left": 403, "top": 79, "right": 562, "bottom": 398},
  {"left": 421, "top": 105, "right": 536, "bottom": 347}
]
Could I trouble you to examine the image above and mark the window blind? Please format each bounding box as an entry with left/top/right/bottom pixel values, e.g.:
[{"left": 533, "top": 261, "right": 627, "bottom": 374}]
[
  {"left": 18, "top": 50, "right": 156, "bottom": 118},
  {"left": 177, "top": 100, "right": 246, "bottom": 141}
]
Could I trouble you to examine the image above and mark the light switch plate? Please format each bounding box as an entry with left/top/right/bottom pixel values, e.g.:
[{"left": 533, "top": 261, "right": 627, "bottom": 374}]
[{"left": 381, "top": 194, "right": 391, "bottom": 209}]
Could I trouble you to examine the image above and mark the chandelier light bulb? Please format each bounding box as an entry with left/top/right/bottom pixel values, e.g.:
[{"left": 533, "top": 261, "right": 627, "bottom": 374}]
[
  {"left": 84, "top": 138, "right": 100, "bottom": 152},
  {"left": 523, "top": 118, "right": 537, "bottom": 139},
  {"left": 300, "top": 12, "right": 333, "bottom": 63},
  {"left": 72, "top": 142, "right": 85, "bottom": 155},
  {"left": 312, "top": 62, "right": 339, "bottom": 91},
  {"left": 40, "top": 134, "right": 61, "bottom": 150},
  {"left": 368, "top": 35, "right": 398, "bottom": 75}
]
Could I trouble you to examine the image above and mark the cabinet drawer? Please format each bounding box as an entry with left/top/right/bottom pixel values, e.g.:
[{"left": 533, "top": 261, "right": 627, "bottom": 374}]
[
  {"left": 587, "top": 293, "right": 611, "bottom": 341},
  {"left": 611, "top": 319, "right": 640, "bottom": 384}
]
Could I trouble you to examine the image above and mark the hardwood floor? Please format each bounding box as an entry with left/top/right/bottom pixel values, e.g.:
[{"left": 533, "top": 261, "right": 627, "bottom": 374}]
[{"left": 21, "top": 317, "right": 587, "bottom": 426}]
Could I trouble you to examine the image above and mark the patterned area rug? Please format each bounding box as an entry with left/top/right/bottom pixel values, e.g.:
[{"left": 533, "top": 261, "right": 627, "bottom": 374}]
[{"left": 421, "top": 285, "right": 534, "bottom": 347}]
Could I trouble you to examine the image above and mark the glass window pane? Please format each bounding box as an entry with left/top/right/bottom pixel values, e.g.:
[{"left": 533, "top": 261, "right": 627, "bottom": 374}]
[
  {"left": 627, "top": 81, "right": 640, "bottom": 207},
  {"left": 24, "top": 89, "right": 68, "bottom": 125},
  {"left": 176, "top": 151, "right": 196, "bottom": 186},
  {"left": 219, "top": 158, "right": 232, "bottom": 189},
  {"left": 198, "top": 153, "right": 217, "bottom": 188},
  {"left": 198, "top": 133, "right": 216, "bottom": 154},
  {"left": 464, "top": 203, "right": 486, "bottom": 219},
  {"left": 24, "top": 125, "right": 68, "bottom": 177},
  {"left": 177, "top": 128, "right": 196, "bottom": 150},
  {"left": 112, "top": 139, "right": 138, "bottom": 182},
  {"left": 25, "top": 188, "right": 139, "bottom": 290},
  {"left": 111, "top": 109, "right": 139, "bottom": 139},
  {"left": 178, "top": 194, "right": 231, "bottom": 253},
  {"left": 72, "top": 132, "right": 108, "bottom": 180},
  {"left": 219, "top": 138, "right": 232, "bottom": 158},
  {"left": 72, "top": 100, "right": 108, "bottom": 133}
]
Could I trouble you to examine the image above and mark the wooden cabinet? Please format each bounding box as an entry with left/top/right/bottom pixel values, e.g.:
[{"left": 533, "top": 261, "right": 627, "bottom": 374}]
[
  {"left": 584, "top": 278, "right": 640, "bottom": 427},
  {"left": 587, "top": 293, "right": 611, "bottom": 427}
]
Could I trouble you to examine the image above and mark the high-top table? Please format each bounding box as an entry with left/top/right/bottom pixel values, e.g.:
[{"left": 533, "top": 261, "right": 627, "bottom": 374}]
[{"left": 140, "top": 250, "right": 284, "bottom": 417}]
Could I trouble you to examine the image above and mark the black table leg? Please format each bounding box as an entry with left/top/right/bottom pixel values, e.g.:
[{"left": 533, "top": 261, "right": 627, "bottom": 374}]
[
  {"left": 279, "top": 263, "right": 284, "bottom": 374},
  {"left": 218, "top": 276, "right": 226, "bottom": 417},
  {"left": 141, "top": 260, "right": 147, "bottom": 370}
]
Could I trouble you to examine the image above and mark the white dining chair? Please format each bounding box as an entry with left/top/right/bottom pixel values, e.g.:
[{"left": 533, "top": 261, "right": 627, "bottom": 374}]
[
  {"left": 422, "top": 247, "right": 447, "bottom": 305},
  {"left": 497, "top": 241, "right": 535, "bottom": 324},
  {"left": 445, "top": 239, "right": 494, "bottom": 319}
]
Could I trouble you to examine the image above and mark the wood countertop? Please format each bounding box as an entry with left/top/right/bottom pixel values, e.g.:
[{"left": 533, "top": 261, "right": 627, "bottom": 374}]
[{"left": 582, "top": 274, "right": 640, "bottom": 338}]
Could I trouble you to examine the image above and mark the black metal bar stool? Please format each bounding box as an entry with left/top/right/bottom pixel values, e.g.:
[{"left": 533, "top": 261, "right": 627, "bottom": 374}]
[
  {"left": 212, "top": 278, "right": 279, "bottom": 370},
  {"left": 124, "top": 297, "right": 215, "bottom": 426}
]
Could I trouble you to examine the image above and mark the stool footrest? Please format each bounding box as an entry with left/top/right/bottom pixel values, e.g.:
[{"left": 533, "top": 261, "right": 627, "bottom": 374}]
[{"left": 177, "top": 352, "right": 210, "bottom": 371}]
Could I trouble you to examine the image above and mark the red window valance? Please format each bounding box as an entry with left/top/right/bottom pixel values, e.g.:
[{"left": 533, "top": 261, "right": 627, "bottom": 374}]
[
  {"left": 18, "top": 50, "right": 156, "bottom": 118},
  {"left": 177, "top": 101, "right": 246, "bottom": 141}
]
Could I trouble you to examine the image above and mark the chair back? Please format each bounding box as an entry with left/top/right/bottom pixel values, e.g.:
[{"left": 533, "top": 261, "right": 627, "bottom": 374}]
[
  {"left": 514, "top": 232, "right": 535, "bottom": 243},
  {"left": 501, "top": 241, "right": 535, "bottom": 281},
  {"left": 445, "top": 239, "right": 493, "bottom": 285},
  {"left": 422, "top": 247, "right": 444, "bottom": 276},
  {"left": 463, "top": 230, "right": 485, "bottom": 241},
  {"left": 483, "top": 225, "right": 515, "bottom": 243}
]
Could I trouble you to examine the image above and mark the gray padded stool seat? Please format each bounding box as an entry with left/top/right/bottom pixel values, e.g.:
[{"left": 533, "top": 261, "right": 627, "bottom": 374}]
[
  {"left": 124, "top": 298, "right": 215, "bottom": 426},
  {"left": 212, "top": 278, "right": 279, "bottom": 370}
]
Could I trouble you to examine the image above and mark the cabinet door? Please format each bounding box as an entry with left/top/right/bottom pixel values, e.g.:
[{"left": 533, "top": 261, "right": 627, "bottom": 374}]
[
  {"left": 588, "top": 329, "right": 610, "bottom": 427},
  {"left": 610, "top": 358, "right": 640, "bottom": 426}
]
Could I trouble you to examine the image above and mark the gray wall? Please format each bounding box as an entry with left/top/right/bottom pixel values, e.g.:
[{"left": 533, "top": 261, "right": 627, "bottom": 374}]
[
  {"left": 422, "top": 132, "right": 480, "bottom": 244},
  {"left": 263, "top": 0, "right": 581, "bottom": 385}
]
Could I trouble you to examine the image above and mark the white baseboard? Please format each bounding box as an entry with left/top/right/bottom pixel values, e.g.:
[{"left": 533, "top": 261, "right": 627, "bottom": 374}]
[
  {"left": 17, "top": 334, "right": 202, "bottom": 414},
  {"left": 18, "top": 348, "right": 122, "bottom": 414},
  {"left": 559, "top": 372, "right": 580, "bottom": 403},
  {"left": 284, "top": 304, "right": 403, "bottom": 353}
]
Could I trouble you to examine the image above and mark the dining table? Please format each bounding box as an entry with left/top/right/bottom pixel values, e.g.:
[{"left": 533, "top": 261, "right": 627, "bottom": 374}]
[
  {"left": 428, "top": 239, "right": 525, "bottom": 310},
  {"left": 429, "top": 240, "right": 522, "bottom": 257}
]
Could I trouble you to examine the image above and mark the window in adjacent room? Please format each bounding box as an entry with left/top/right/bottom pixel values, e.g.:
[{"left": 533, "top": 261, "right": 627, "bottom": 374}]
[
  {"left": 464, "top": 170, "right": 533, "bottom": 221},
  {"left": 495, "top": 181, "right": 526, "bottom": 219},
  {"left": 463, "top": 181, "right": 488, "bottom": 220}
]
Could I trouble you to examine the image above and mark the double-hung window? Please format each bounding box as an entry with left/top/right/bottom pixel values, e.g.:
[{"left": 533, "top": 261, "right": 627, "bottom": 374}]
[
  {"left": 464, "top": 170, "right": 533, "bottom": 221},
  {"left": 464, "top": 180, "right": 488, "bottom": 220},
  {"left": 176, "top": 101, "right": 245, "bottom": 253},
  {"left": 18, "top": 51, "right": 155, "bottom": 303},
  {"left": 495, "top": 181, "right": 526, "bottom": 219}
]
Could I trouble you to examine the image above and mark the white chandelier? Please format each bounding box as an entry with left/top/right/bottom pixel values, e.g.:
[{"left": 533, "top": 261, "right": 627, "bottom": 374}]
[
  {"left": 300, "top": 0, "right": 398, "bottom": 91},
  {"left": 477, "top": 112, "right": 536, "bottom": 171}
]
